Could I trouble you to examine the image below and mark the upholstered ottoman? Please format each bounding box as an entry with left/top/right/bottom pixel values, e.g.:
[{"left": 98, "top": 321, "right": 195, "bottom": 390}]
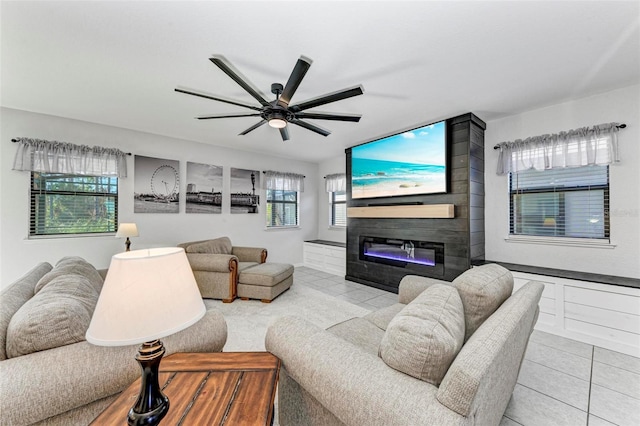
[{"left": 237, "top": 263, "right": 294, "bottom": 303}]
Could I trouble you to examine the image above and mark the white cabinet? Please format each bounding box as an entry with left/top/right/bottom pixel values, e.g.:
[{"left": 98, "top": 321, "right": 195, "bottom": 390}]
[
  {"left": 512, "top": 271, "right": 640, "bottom": 357},
  {"left": 303, "top": 242, "right": 346, "bottom": 277}
]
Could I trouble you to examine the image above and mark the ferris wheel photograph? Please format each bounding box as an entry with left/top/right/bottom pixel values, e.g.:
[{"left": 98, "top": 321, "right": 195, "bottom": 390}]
[{"left": 133, "top": 155, "right": 180, "bottom": 213}]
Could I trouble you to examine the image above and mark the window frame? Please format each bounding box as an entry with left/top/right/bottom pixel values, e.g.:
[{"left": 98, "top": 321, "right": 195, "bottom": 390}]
[
  {"left": 265, "top": 188, "right": 299, "bottom": 228},
  {"left": 29, "top": 172, "right": 119, "bottom": 237},
  {"left": 508, "top": 166, "right": 609, "bottom": 241},
  {"left": 329, "top": 190, "right": 347, "bottom": 228}
]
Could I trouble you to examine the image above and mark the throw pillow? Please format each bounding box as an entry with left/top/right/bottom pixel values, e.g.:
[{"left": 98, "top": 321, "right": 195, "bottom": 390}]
[
  {"left": 34, "top": 256, "right": 104, "bottom": 294},
  {"left": 379, "top": 284, "right": 465, "bottom": 386},
  {"left": 186, "top": 237, "right": 232, "bottom": 255},
  {"left": 0, "top": 262, "right": 52, "bottom": 361},
  {"left": 452, "top": 264, "right": 514, "bottom": 341},
  {"left": 6, "top": 274, "right": 99, "bottom": 358}
]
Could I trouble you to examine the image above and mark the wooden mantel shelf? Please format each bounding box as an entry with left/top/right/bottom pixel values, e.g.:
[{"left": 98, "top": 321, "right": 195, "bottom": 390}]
[{"left": 347, "top": 204, "right": 455, "bottom": 219}]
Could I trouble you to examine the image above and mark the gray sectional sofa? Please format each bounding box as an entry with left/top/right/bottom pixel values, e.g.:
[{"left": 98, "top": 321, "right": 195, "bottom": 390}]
[
  {"left": 266, "top": 264, "right": 544, "bottom": 426},
  {"left": 0, "top": 257, "right": 228, "bottom": 426}
]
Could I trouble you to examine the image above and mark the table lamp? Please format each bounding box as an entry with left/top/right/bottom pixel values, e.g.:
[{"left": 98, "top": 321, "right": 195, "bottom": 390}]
[
  {"left": 86, "top": 247, "right": 206, "bottom": 426},
  {"left": 116, "top": 223, "right": 139, "bottom": 251}
]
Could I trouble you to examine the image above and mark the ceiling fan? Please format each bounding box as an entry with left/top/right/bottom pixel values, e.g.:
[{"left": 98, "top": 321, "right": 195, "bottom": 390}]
[{"left": 175, "top": 55, "right": 364, "bottom": 141}]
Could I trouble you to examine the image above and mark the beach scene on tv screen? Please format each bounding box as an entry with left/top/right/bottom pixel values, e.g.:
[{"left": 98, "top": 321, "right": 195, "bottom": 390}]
[{"left": 352, "top": 121, "right": 446, "bottom": 199}]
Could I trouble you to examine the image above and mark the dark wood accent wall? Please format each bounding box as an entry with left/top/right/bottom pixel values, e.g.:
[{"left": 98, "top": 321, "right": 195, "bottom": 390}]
[
  {"left": 468, "top": 115, "right": 486, "bottom": 261},
  {"left": 345, "top": 113, "right": 486, "bottom": 292}
]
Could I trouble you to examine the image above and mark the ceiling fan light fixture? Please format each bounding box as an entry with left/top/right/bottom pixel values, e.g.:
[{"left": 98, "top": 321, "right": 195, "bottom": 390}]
[{"left": 268, "top": 117, "right": 288, "bottom": 128}]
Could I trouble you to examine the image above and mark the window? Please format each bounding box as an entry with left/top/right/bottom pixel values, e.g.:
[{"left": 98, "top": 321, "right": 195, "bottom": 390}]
[
  {"left": 266, "top": 189, "right": 298, "bottom": 227},
  {"left": 330, "top": 191, "right": 347, "bottom": 227},
  {"left": 30, "top": 172, "right": 118, "bottom": 236},
  {"left": 325, "top": 173, "right": 346, "bottom": 227},
  {"left": 509, "top": 166, "right": 609, "bottom": 239}
]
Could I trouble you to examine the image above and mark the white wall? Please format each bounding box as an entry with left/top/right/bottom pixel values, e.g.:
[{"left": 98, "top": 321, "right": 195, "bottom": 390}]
[
  {"left": 485, "top": 85, "right": 640, "bottom": 279},
  {"left": 0, "top": 108, "right": 319, "bottom": 288},
  {"left": 316, "top": 155, "right": 347, "bottom": 243}
]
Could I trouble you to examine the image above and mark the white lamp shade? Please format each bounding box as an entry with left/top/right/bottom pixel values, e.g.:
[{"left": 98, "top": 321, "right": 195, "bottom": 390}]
[
  {"left": 86, "top": 247, "right": 206, "bottom": 346},
  {"left": 116, "top": 223, "right": 139, "bottom": 238}
]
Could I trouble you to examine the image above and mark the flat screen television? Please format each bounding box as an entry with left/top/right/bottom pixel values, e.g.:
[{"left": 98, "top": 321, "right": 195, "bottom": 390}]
[{"left": 350, "top": 120, "right": 447, "bottom": 199}]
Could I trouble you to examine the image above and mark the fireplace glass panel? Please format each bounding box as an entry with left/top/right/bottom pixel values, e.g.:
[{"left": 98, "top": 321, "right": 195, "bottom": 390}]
[
  {"left": 364, "top": 242, "right": 436, "bottom": 266},
  {"left": 359, "top": 236, "right": 444, "bottom": 276}
]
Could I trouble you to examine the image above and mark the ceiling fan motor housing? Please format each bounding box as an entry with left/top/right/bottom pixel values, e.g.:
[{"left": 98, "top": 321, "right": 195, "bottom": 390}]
[{"left": 264, "top": 104, "right": 293, "bottom": 124}]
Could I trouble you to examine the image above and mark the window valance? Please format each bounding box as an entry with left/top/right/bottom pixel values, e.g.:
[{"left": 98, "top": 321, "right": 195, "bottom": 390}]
[
  {"left": 263, "top": 170, "right": 305, "bottom": 192},
  {"left": 495, "top": 123, "right": 621, "bottom": 175},
  {"left": 12, "top": 137, "right": 128, "bottom": 178},
  {"left": 325, "top": 173, "right": 346, "bottom": 192}
]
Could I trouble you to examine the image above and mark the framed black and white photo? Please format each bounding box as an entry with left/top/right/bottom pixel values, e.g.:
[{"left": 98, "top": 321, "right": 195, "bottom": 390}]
[
  {"left": 230, "top": 168, "right": 260, "bottom": 214},
  {"left": 134, "top": 155, "right": 180, "bottom": 213},
  {"left": 186, "top": 162, "right": 223, "bottom": 214}
]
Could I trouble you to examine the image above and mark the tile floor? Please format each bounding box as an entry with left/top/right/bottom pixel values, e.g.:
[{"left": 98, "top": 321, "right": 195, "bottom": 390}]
[{"left": 293, "top": 266, "right": 640, "bottom": 426}]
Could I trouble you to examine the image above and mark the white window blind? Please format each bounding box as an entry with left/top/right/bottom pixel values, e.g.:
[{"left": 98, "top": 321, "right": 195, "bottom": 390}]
[
  {"left": 509, "top": 166, "right": 609, "bottom": 239},
  {"left": 330, "top": 191, "right": 347, "bottom": 227},
  {"left": 30, "top": 172, "right": 118, "bottom": 236}
]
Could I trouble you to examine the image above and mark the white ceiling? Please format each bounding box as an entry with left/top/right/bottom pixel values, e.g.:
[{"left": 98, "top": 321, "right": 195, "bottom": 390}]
[{"left": 2, "top": 1, "right": 639, "bottom": 163}]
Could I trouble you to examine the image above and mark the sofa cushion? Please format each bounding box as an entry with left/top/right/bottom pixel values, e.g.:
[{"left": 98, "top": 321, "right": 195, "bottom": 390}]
[
  {"left": 238, "top": 263, "right": 294, "bottom": 287},
  {"left": 453, "top": 264, "right": 514, "bottom": 341},
  {"left": 398, "top": 275, "right": 444, "bottom": 304},
  {"left": 363, "top": 303, "right": 405, "bottom": 331},
  {"left": 34, "top": 256, "right": 104, "bottom": 294},
  {"left": 238, "top": 261, "right": 259, "bottom": 271},
  {"left": 328, "top": 317, "right": 385, "bottom": 356},
  {"left": 0, "top": 262, "right": 53, "bottom": 361},
  {"left": 379, "top": 284, "right": 465, "bottom": 386},
  {"left": 6, "top": 274, "right": 99, "bottom": 358},
  {"left": 186, "top": 237, "right": 232, "bottom": 255}
]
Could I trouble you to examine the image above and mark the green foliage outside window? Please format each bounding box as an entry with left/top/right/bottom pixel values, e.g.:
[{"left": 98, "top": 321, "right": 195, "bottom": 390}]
[{"left": 30, "top": 173, "right": 118, "bottom": 236}]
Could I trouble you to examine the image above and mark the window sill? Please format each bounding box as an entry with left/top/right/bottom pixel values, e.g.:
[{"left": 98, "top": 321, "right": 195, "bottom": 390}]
[
  {"left": 27, "top": 233, "right": 116, "bottom": 240},
  {"left": 504, "top": 235, "right": 615, "bottom": 249},
  {"left": 328, "top": 225, "right": 346, "bottom": 230},
  {"left": 265, "top": 226, "right": 300, "bottom": 231}
]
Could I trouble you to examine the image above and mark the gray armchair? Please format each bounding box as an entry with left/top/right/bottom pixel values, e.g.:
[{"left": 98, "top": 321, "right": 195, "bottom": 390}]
[{"left": 178, "top": 237, "right": 267, "bottom": 302}]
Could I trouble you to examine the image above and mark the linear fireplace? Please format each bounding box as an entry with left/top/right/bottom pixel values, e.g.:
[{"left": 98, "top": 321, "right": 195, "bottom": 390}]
[{"left": 359, "top": 236, "right": 445, "bottom": 277}]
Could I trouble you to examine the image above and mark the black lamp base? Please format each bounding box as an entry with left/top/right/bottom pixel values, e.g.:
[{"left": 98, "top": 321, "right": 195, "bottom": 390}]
[
  {"left": 125, "top": 237, "right": 132, "bottom": 252},
  {"left": 128, "top": 340, "right": 169, "bottom": 426}
]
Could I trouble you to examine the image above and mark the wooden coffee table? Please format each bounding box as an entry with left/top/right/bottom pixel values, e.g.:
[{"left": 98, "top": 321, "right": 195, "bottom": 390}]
[{"left": 92, "top": 352, "right": 280, "bottom": 425}]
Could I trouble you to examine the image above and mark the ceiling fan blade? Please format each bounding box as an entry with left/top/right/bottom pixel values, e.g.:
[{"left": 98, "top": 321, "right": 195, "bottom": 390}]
[
  {"left": 289, "top": 85, "right": 364, "bottom": 112},
  {"left": 290, "top": 119, "right": 331, "bottom": 137},
  {"left": 210, "top": 55, "right": 270, "bottom": 107},
  {"left": 279, "top": 127, "right": 290, "bottom": 141},
  {"left": 294, "top": 112, "right": 361, "bottom": 122},
  {"left": 197, "top": 113, "right": 262, "bottom": 120},
  {"left": 239, "top": 120, "right": 267, "bottom": 135},
  {"left": 175, "top": 87, "right": 262, "bottom": 111},
  {"left": 279, "top": 56, "right": 312, "bottom": 108}
]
